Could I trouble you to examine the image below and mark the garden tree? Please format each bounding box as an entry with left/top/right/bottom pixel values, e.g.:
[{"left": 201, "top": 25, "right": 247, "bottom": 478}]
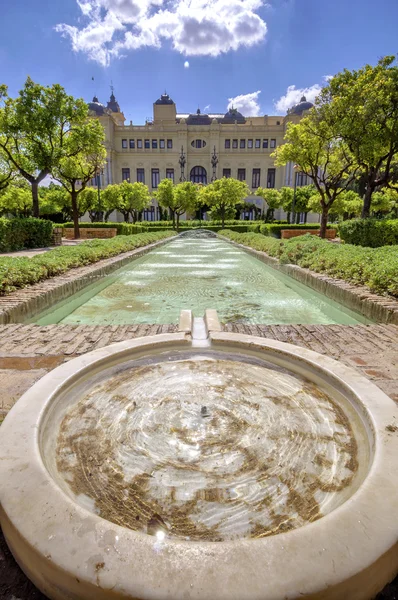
[
  {"left": 172, "top": 181, "right": 199, "bottom": 230},
  {"left": 255, "top": 188, "right": 281, "bottom": 222},
  {"left": 0, "top": 184, "right": 32, "bottom": 217},
  {"left": 308, "top": 190, "right": 362, "bottom": 220},
  {"left": 371, "top": 189, "right": 398, "bottom": 215},
  {"left": 0, "top": 152, "right": 14, "bottom": 191},
  {"left": 52, "top": 119, "right": 106, "bottom": 238},
  {"left": 39, "top": 184, "right": 70, "bottom": 220},
  {"left": 279, "top": 187, "right": 294, "bottom": 223},
  {"left": 199, "top": 177, "right": 249, "bottom": 229},
  {"left": 207, "top": 205, "right": 237, "bottom": 221},
  {"left": 0, "top": 78, "right": 91, "bottom": 218},
  {"left": 155, "top": 178, "right": 176, "bottom": 226},
  {"left": 82, "top": 187, "right": 103, "bottom": 222},
  {"left": 316, "top": 56, "right": 398, "bottom": 217},
  {"left": 101, "top": 183, "right": 121, "bottom": 222},
  {"left": 293, "top": 184, "right": 316, "bottom": 224},
  {"left": 273, "top": 115, "right": 359, "bottom": 238},
  {"left": 114, "top": 181, "right": 151, "bottom": 223}
]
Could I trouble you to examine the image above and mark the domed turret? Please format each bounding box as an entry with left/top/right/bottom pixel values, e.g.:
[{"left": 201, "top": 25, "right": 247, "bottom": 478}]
[
  {"left": 107, "top": 91, "right": 121, "bottom": 113},
  {"left": 288, "top": 96, "right": 314, "bottom": 116},
  {"left": 222, "top": 107, "right": 246, "bottom": 123},
  {"left": 88, "top": 96, "right": 106, "bottom": 116},
  {"left": 155, "top": 93, "right": 174, "bottom": 105}
]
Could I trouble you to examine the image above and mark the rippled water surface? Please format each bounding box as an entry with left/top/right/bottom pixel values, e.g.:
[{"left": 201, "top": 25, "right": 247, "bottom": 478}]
[
  {"left": 54, "top": 353, "right": 366, "bottom": 541},
  {"left": 34, "top": 237, "right": 370, "bottom": 325}
]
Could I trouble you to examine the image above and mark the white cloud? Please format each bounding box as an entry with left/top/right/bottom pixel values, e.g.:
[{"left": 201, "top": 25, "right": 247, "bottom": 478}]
[
  {"left": 184, "top": 60, "right": 189, "bottom": 68},
  {"left": 203, "top": 104, "right": 211, "bottom": 112},
  {"left": 323, "top": 74, "right": 333, "bottom": 82},
  {"left": 228, "top": 90, "right": 261, "bottom": 116},
  {"left": 274, "top": 83, "right": 323, "bottom": 114},
  {"left": 56, "top": 0, "right": 268, "bottom": 66}
]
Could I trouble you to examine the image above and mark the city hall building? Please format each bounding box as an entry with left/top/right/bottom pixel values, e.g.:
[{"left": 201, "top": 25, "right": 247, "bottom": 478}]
[{"left": 88, "top": 91, "right": 314, "bottom": 221}]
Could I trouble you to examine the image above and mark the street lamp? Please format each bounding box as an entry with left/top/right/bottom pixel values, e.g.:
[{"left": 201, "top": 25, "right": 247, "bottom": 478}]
[
  {"left": 211, "top": 146, "right": 218, "bottom": 182},
  {"left": 291, "top": 164, "right": 300, "bottom": 225},
  {"left": 179, "top": 146, "right": 186, "bottom": 182},
  {"left": 96, "top": 167, "right": 104, "bottom": 222}
]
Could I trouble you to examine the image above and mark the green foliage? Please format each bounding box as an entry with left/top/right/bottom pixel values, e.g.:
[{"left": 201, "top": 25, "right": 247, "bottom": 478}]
[
  {"left": 255, "top": 188, "right": 281, "bottom": 221},
  {"left": 157, "top": 180, "right": 199, "bottom": 228},
  {"left": 0, "top": 217, "right": 53, "bottom": 252},
  {"left": 308, "top": 190, "right": 362, "bottom": 218},
  {"left": 338, "top": 219, "right": 398, "bottom": 247},
  {"left": 0, "top": 231, "right": 174, "bottom": 294},
  {"left": 0, "top": 185, "right": 32, "bottom": 217},
  {"left": 219, "top": 230, "right": 398, "bottom": 297},
  {"left": 113, "top": 181, "right": 152, "bottom": 222},
  {"left": 199, "top": 177, "right": 249, "bottom": 227}
]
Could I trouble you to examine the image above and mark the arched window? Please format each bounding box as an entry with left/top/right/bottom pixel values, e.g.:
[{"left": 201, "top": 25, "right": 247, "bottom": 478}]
[{"left": 190, "top": 166, "right": 207, "bottom": 184}]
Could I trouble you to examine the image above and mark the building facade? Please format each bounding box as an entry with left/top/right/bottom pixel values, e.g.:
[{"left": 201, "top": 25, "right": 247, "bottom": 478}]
[{"left": 88, "top": 92, "right": 315, "bottom": 221}]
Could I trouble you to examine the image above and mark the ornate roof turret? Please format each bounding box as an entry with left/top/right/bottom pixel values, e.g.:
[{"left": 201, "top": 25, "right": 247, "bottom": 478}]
[
  {"left": 288, "top": 95, "right": 314, "bottom": 115},
  {"left": 222, "top": 107, "right": 246, "bottom": 123},
  {"left": 107, "top": 91, "right": 121, "bottom": 113},
  {"left": 155, "top": 93, "right": 174, "bottom": 105},
  {"left": 88, "top": 96, "right": 106, "bottom": 115}
]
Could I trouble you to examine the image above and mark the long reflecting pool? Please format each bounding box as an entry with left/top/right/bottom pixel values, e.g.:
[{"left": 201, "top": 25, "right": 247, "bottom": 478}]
[{"left": 32, "top": 237, "right": 371, "bottom": 325}]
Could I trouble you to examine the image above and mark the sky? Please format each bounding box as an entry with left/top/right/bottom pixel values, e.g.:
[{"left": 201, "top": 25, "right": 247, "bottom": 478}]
[{"left": 1, "top": 0, "right": 398, "bottom": 124}]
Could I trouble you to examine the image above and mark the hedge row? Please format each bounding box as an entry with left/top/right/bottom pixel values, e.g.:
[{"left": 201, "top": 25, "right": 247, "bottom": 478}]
[
  {"left": 0, "top": 218, "right": 53, "bottom": 252},
  {"left": 61, "top": 222, "right": 146, "bottom": 235},
  {"left": 219, "top": 230, "right": 398, "bottom": 297},
  {"left": 0, "top": 231, "right": 174, "bottom": 295},
  {"left": 259, "top": 223, "right": 332, "bottom": 238},
  {"left": 338, "top": 219, "right": 398, "bottom": 247}
]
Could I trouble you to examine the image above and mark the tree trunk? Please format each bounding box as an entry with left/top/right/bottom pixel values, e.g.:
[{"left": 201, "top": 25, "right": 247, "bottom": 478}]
[
  {"left": 304, "top": 212, "right": 308, "bottom": 224},
  {"left": 31, "top": 181, "right": 40, "bottom": 218},
  {"left": 221, "top": 206, "right": 225, "bottom": 229},
  {"left": 361, "top": 186, "right": 373, "bottom": 219},
  {"left": 71, "top": 189, "right": 80, "bottom": 239},
  {"left": 176, "top": 213, "right": 180, "bottom": 232},
  {"left": 123, "top": 212, "right": 129, "bottom": 222},
  {"left": 319, "top": 207, "right": 328, "bottom": 239},
  {"left": 296, "top": 213, "right": 300, "bottom": 224},
  {"left": 286, "top": 211, "right": 291, "bottom": 224},
  {"left": 171, "top": 209, "right": 176, "bottom": 229}
]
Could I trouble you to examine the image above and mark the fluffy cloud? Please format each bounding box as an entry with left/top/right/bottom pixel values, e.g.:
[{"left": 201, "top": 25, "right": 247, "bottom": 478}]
[
  {"left": 184, "top": 60, "right": 189, "bottom": 68},
  {"left": 228, "top": 90, "right": 261, "bottom": 116},
  {"left": 274, "top": 83, "right": 323, "bottom": 114},
  {"left": 56, "top": 0, "right": 268, "bottom": 66}
]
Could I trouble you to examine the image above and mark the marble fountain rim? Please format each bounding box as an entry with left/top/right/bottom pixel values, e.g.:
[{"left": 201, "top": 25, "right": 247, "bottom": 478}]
[{"left": 1, "top": 331, "right": 398, "bottom": 600}]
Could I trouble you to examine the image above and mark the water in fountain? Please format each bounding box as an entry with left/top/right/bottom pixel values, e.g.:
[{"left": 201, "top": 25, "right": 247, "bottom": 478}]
[{"left": 54, "top": 351, "right": 367, "bottom": 543}]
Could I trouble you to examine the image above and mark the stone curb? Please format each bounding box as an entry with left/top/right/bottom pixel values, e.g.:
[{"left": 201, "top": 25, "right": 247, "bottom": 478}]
[
  {"left": 220, "top": 236, "right": 398, "bottom": 324},
  {"left": 0, "top": 236, "right": 176, "bottom": 324}
]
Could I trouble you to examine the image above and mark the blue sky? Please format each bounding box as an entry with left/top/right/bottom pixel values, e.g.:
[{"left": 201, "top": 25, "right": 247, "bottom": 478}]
[{"left": 1, "top": 0, "right": 397, "bottom": 124}]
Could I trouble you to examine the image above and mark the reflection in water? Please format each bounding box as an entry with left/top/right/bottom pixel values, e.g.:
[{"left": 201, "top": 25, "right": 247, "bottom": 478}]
[
  {"left": 34, "top": 238, "right": 371, "bottom": 325},
  {"left": 56, "top": 355, "right": 361, "bottom": 542}
]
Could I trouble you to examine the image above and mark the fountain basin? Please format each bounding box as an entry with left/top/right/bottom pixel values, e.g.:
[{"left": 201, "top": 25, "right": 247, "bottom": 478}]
[{"left": 1, "top": 326, "right": 398, "bottom": 600}]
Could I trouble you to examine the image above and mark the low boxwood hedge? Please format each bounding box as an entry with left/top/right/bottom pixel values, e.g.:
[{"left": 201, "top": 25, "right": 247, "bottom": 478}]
[
  {"left": 338, "top": 218, "right": 398, "bottom": 247},
  {"left": 0, "top": 230, "right": 174, "bottom": 295},
  {"left": 0, "top": 218, "right": 53, "bottom": 252},
  {"left": 219, "top": 230, "right": 398, "bottom": 297},
  {"left": 61, "top": 222, "right": 147, "bottom": 235}
]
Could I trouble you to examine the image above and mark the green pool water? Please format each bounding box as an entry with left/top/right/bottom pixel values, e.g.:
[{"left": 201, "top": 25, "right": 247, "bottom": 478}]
[{"left": 32, "top": 237, "right": 371, "bottom": 325}]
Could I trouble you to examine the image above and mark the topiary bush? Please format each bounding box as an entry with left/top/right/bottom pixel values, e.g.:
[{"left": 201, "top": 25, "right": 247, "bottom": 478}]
[
  {"left": 0, "top": 218, "right": 53, "bottom": 252},
  {"left": 338, "top": 219, "right": 398, "bottom": 247},
  {"left": 0, "top": 230, "right": 174, "bottom": 295}
]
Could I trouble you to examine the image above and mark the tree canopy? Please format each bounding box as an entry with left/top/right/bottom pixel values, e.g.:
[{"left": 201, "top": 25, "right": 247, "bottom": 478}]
[
  {"left": 255, "top": 188, "right": 281, "bottom": 221},
  {"left": 157, "top": 179, "right": 199, "bottom": 229},
  {"left": 199, "top": 177, "right": 249, "bottom": 228}
]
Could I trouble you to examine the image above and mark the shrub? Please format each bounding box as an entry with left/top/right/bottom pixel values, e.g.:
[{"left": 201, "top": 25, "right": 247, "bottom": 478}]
[
  {"left": 338, "top": 219, "right": 398, "bottom": 247},
  {"left": 0, "top": 231, "right": 174, "bottom": 295},
  {"left": 259, "top": 223, "right": 332, "bottom": 238},
  {"left": 219, "top": 230, "right": 398, "bottom": 298},
  {"left": 0, "top": 218, "right": 53, "bottom": 252}
]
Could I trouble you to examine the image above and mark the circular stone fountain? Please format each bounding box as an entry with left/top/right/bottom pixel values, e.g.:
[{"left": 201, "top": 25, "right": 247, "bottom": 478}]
[{"left": 1, "top": 320, "right": 398, "bottom": 600}]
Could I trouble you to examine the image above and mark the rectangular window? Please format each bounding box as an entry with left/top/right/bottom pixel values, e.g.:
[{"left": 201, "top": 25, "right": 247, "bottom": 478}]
[
  {"left": 129, "top": 139, "right": 135, "bottom": 149},
  {"left": 223, "top": 168, "right": 231, "bottom": 178},
  {"left": 267, "top": 168, "right": 276, "bottom": 188},
  {"left": 232, "top": 139, "right": 238, "bottom": 149},
  {"left": 247, "top": 139, "right": 253, "bottom": 149},
  {"left": 122, "top": 168, "right": 130, "bottom": 181},
  {"left": 237, "top": 168, "right": 246, "bottom": 182},
  {"left": 137, "top": 139, "right": 143, "bottom": 149},
  {"left": 159, "top": 139, "right": 165, "bottom": 149},
  {"left": 144, "top": 139, "right": 150, "bottom": 149},
  {"left": 122, "top": 139, "right": 127, "bottom": 149},
  {"left": 167, "top": 139, "right": 173, "bottom": 149},
  {"left": 151, "top": 168, "right": 160, "bottom": 189},
  {"left": 240, "top": 139, "right": 246, "bottom": 149},
  {"left": 263, "top": 139, "right": 269, "bottom": 148},
  {"left": 296, "top": 172, "right": 307, "bottom": 186},
  {"left": 136, "top": 168, "right": 145, "bottom": 183},
  {"left": 152, "top": 139, "right": 158, "bottom": 149},
  {"left": 225, "top": 139, "right": 231, "bottom": 149},
  {"left": 195, "top": 139, "right": 202, "bottom": 148},
  {"left": 255, "top": 139, "right": 261, "bottom": 148},
  {"left": 166, "top": 168, "right": 174, "bottom": 182},
  {"left": 252, "top": 168, "right": 261, "bottom": 188},
  {"left": 270, "top": 139, "right": 276, "bottom": 148}
]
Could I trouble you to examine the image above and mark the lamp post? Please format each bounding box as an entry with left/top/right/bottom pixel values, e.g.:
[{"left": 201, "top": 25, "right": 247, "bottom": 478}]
[
  {"left": 179, "top": 146, "right": 186, "bottom": 182},
  {"left": 96, "top": 168, "right": 103, "bottom": 221},
  {"left": 291, "top": 164, "right": 299, "bottom": 225},
  {"left": 211, "top": 146, "right": 218, "bottom": 182}
]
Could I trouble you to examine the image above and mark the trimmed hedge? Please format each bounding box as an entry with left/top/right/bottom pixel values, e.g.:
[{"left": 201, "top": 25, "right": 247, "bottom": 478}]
[
  {"left": 0, "top": 231, "right": 174, "bottom": 295},
  {"left": 61, "top": 222, "right": 147, "bottom": 235},
  {"left": 338, "top": 219, "right": 398, "bottom": 247},
  {"left": 219, "top": 230, "right": 398, "bottom": 298},
  {"left": 0, "top": 218, "right": 53, "bottom": 253},
  {"left": 259, "top": 223, "right": 331, "bottom": 238}
]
